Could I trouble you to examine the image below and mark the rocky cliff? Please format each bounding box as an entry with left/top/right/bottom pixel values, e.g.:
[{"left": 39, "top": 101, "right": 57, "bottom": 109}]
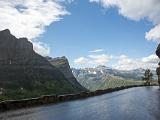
[
  {"left": 47, "top": 56, "right": 87, "bottom": 91},
  {"left": 0, "top": 29, "right": 85, "bottom": 100}
]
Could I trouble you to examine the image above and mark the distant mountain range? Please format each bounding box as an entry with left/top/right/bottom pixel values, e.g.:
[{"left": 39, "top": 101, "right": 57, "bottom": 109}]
[
  {"left": 0, "top": 29, "right": 86, "bottom": 101},
  {"left": 72, "top": 66, "right": 157, "bottom": 90},
  {"left": 72, "top": 65, "right": 157, "bottom": 80}
]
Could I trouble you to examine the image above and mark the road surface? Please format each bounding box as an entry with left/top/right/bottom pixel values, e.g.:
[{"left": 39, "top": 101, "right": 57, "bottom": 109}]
[{"left": 0, "top": 86, "right": 160, "bottom": 120}]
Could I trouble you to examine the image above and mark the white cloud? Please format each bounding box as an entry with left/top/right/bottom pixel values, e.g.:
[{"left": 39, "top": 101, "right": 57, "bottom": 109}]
[
  {"left": 89, "top": 49, "right": 104, "bottom": 53},
  {"left": 88, "top": 54, "right": 112, "bottom": 65},
  {"left": 112, "top": 55, "right": 136, "bottom": 70},
  {"left": 117, "top": 55, "right": 133, "bottom": 64},
  {"left": 90, "top": 0, "right": 160, "bottom": 42},
  {"left": 74, "top": 57, "right": 89, "bottom": 65},
  {"left": 142, "top": 54, "right": 159, "bottom": 63},
  {"left": 74, "top": 54, "right": 112, "bottom": 67},
  {"left": 58, "top": 0, "right": 75, "bottom": 4},
  {"left": 0, "top": 0, "right": 69, "bottom": 56},
  {"left": 33, "top": 41, "right": 50, "bottom": 56},
  {"left": 113, "top": 54, "right": 159, "bottom": 70},
  {"left": 74, "top": 54, "right": 159, "bottom": 70},
  {"left": 145, "top": 24, "right": 160, "bottom": 41}
]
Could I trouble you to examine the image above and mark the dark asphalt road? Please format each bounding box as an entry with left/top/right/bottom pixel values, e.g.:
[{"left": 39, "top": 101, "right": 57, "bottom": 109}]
[{"left": 0, "top": 86, "right": 160, "bottom": 120}]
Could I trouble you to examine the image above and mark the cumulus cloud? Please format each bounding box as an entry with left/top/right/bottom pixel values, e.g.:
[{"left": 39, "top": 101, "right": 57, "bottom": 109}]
[
  {"left": 74, "top": 57, "right": 89, "bottom": 65},
  {"left": 74, "top": 54, "right": 112, "bottom": 67},
  {"left": 0, "top": 0, "right": 69, "bottom": 56},
  {"left": 33, "top": 41, "right": 50, "bottom": 56},
  {"left": 90, "top": 0, "right": 160, "bottom": 42},
  {"left": 146, "top": 24, "right": 160, "bottom": 41},
  {"left": 58, "top": 0, "right": 74, "bottom": 3},
  {"left": 88, "top": 54, "right": 112, "bottom": 65},
  {"left": 142, "top": 54, "right": 159, "bottom": 63},
  {"left": 113, "top": 54, "right": 159, "bottom": 70},
  {"left": 89, "top": 49, "right": 104, "bottom": 53},
  {"left": 74, "top": 54, "right": 159, "bottom": 70}
]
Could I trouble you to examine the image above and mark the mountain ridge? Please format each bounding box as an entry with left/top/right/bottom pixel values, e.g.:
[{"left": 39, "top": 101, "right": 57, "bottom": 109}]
[
  {"left": 72, "top": 65, "right": 157, "bottom": 80},
  {"left": 72, "top": 66, "right": 156, "bottom": 90},
  {"left": 46, "top": 56, "right": 87, "bottom": 91},
  {"left": 0, "top": 29, "right": 85, "bottom": 100}
]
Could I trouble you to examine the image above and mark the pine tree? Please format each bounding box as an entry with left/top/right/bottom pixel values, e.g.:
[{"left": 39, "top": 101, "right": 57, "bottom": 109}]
[{"left": 142, "top": 69, "right": 153, "bottom": 85}]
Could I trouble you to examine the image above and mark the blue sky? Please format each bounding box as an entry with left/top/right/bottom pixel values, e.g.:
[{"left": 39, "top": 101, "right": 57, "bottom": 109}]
[
  {"left": 0, "top": 0, "right": 160, "bottom": 70},
  {"left": 39, "top": 0, "right": 158, "bottom": 68}
]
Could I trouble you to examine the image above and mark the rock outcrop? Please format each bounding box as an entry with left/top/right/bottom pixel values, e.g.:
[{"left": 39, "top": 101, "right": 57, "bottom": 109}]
[
  {"left": 0, "top": 29, "right": 85, "bottom": 100},
  {"left": 47, "top": 56, "right": 87, "bottom": 91}
]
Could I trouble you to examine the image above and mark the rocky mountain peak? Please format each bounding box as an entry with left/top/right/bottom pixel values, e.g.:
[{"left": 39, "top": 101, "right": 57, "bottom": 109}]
[
  {"left": 48, "top": 56, "right": 87, "bottom": 91},
  {"left": 0, "top": 29, "right": 11, "bottom": 35},
  {"left": 0, "top": 29, "right": 86, "bottom": 96}
]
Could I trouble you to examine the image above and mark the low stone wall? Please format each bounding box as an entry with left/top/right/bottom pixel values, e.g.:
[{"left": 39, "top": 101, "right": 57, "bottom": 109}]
[{"left": 0, "top": 84, "right": 157, "bottom": 112}]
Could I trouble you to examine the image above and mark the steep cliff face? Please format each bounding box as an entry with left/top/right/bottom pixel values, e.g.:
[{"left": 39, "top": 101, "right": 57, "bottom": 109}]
[
  {"left": 48, "top": 56, "right": 87, "bottom": 91},
  {"left": 0, "top": 29, "right": 85, "bottom": 100}
]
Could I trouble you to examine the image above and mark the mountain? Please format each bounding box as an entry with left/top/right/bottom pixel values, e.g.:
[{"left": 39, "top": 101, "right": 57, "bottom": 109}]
[
  {"left": 72, "top": 65, "right": 157, "bottom": 80},
  {"left": 0, "top": 29, "right": 85, "bottom": 101},
  {"left": 47, "top": 56, "right": 87, "bottom": 91},
  {"left": 72, "top": 66, "right": 156, "bottom": 90}
]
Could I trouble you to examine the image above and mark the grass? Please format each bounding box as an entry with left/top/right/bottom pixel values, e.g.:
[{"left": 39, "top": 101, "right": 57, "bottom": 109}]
[
  {"left": 0, "top": 80, "right": 79, "bottom": 101},
  {"left": 0, "top": 79, "right": 158, "bottom": 101},
  {"left": 78, "top": 78, "right": 149, "bottom": 91}
]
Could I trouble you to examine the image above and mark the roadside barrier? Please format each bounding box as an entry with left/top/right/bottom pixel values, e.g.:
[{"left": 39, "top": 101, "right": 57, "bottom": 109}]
[{"left": 0, "top": 84, "right": 157, "bottom": 112}]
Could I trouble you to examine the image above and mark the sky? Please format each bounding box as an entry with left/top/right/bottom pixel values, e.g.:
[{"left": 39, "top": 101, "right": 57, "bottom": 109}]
[{"left": 0, "top": 0, "right": 160, "bottom": 70}]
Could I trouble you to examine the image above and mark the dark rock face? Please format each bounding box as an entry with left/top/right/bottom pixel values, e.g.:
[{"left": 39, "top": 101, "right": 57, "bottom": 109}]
[
  {"left": 48, "top": 56, "right": 87, "bottom": 91},
  {"left": 0, "top": 29, "right": 83, "bottom": 95},
  {"left": 0, "top": 29, "right": 33, "bottom": 63}
]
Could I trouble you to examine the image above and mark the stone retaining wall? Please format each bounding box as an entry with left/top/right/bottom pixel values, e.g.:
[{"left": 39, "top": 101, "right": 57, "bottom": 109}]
[{"left": 0, "top": 85, "right": 157, "bottom": 112}]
